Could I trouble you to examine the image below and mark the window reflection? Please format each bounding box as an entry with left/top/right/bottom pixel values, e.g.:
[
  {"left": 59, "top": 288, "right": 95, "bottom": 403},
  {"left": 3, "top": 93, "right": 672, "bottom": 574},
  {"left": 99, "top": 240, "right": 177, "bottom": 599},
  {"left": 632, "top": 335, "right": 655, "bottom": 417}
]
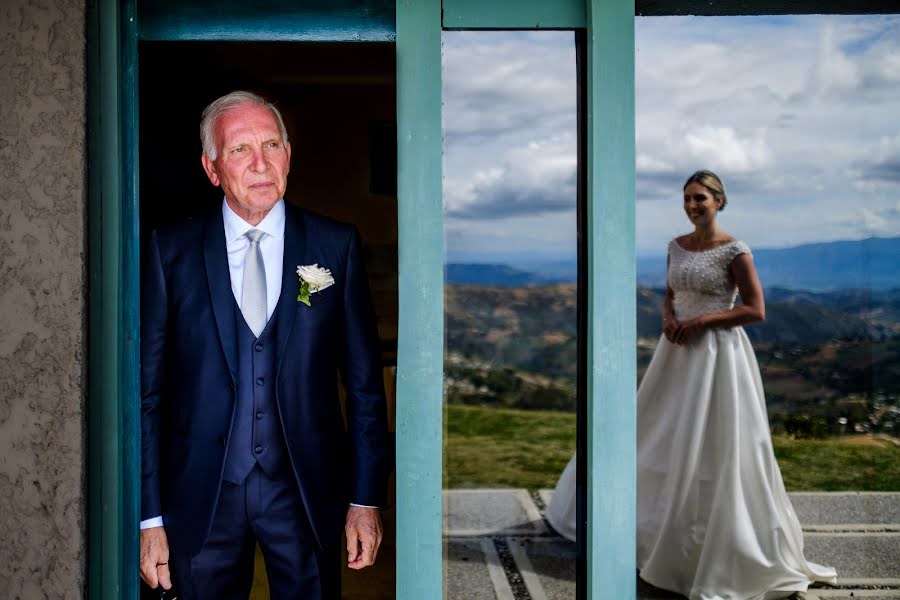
[
  {"left": 635, "top": 14, "right": 900, "bottom": 595},
  {"left": 636, "top": 15, "right": 900, "bottom": 482},
  {"left": 439, "top": 14, "right": 900, "bottom": 599},
  {"left": 636, "top": 16, "right": 900, "bottom": 490},
  {"left": 441, "top": 30, "right": 579, "bottom": 599}
]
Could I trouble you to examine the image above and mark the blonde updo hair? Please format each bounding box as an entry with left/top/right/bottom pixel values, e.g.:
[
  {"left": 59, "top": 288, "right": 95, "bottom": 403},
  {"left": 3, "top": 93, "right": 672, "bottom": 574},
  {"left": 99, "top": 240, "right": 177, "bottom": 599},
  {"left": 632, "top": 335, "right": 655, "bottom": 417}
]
[{"left": 684, "top": 170, "right": 727, "bottom": 211}]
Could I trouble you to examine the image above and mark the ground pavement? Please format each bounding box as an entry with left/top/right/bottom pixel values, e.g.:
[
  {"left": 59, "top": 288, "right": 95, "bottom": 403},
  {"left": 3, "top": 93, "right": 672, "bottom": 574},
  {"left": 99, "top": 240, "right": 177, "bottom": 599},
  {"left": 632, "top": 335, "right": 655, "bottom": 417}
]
[{"left": 442, "top": 489, "right": 900, "bottom": 600}]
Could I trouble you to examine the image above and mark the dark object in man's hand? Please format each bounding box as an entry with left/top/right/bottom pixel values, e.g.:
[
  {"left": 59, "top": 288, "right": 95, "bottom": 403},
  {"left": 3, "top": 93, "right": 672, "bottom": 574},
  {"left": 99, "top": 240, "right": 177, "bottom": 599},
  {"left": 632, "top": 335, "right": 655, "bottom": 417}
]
[
  {"left": 140, "top": 580, "right": 178, "bottom": 600},
  {"left": 158, "top": 586, "right": 178, "bottom": 600}
]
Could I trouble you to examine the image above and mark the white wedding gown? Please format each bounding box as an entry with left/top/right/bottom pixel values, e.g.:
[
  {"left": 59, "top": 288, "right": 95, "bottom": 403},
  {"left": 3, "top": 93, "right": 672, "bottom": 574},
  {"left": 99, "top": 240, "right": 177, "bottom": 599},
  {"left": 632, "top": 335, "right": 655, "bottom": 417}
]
[{"left": 547, "top": 239, "right": 837, "bottom": 599}]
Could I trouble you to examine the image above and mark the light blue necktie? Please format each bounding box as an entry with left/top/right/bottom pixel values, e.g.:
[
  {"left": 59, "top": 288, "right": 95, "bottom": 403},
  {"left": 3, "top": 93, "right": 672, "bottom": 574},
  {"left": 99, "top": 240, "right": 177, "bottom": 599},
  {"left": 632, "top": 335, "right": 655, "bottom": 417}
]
[{"left": 241, "top": 229, "right": 267, "bottom": 337}]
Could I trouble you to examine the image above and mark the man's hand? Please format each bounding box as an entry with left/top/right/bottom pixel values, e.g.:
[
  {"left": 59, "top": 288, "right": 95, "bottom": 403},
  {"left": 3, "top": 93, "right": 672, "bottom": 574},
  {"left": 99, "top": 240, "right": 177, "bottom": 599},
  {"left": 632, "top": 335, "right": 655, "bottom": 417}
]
[
  {"left": 140, "top": 526, "right": 172, "bottom": 590},
  {"left": 345, "top": 506, "right": 383, "bottom": 570}
]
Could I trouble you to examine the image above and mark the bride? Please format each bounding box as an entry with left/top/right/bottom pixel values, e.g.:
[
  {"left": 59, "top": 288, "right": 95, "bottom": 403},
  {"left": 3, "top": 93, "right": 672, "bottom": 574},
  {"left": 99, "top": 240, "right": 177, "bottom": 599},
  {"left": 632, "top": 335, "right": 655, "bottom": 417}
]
[{"left": 546, "top": 170, "right": 836, "bottom": 599}]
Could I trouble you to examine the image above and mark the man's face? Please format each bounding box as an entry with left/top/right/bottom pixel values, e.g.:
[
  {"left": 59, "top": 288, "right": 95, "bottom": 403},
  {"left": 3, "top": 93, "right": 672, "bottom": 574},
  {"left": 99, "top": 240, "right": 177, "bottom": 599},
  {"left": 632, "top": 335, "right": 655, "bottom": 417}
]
[{"left": 201, "top": 103, "right": 291, "bottom": 224}]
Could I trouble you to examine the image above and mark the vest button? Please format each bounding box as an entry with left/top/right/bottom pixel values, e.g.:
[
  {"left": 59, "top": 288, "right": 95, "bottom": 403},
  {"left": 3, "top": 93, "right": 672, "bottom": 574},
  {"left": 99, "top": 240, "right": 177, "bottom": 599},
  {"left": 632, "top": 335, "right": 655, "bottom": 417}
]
[
  {"left": 256, "top": 411, "right": 264, "bottom": 420},
  {"left": 254, "top": 445, "right": 263, "bottom": 454},
  {"left": 254, "top": 343, "right": 263, "bottom": 352},
  {"left": 256, "top": 376, "right": 264, "bottom": 386}
]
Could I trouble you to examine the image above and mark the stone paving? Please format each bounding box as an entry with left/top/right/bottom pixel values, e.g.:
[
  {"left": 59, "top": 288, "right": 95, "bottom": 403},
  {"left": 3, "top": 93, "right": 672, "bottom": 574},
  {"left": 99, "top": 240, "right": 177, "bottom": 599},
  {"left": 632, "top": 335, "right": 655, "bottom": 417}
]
[{"left": 443, "top": 490, "right": 900, "bottom": 600}]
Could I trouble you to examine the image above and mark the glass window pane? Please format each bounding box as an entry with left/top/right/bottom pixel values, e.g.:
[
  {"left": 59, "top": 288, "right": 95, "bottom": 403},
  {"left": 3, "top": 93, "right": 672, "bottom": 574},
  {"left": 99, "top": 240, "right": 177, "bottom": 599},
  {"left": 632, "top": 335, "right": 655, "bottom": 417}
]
[
  {"left": 441, "top": 30, "right": 580, "bottom": 599},
  {"left": 635, "top": 14, "right": 900, "bottom": 596}
]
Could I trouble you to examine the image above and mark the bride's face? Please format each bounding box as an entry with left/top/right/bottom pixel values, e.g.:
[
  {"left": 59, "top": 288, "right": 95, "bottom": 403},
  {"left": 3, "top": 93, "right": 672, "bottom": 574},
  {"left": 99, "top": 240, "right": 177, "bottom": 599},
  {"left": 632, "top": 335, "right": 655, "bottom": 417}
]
[{"left": 683, "top": 182, "right": 722, "bottom": 227}]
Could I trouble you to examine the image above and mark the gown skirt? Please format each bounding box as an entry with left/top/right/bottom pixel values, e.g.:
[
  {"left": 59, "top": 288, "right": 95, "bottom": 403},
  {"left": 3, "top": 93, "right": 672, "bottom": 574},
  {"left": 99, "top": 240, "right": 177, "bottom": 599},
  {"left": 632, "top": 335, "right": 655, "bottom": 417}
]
[{"left": 636, "top": 326, "right": 836, "bottom": 600}]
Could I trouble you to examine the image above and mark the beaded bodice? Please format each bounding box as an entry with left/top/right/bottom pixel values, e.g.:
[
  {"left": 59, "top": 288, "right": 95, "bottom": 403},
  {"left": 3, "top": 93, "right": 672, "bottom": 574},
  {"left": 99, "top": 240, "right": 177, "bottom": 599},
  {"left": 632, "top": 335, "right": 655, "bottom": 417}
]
[{"left": 667, "top": 239, "right": 752, "bottom": 321}]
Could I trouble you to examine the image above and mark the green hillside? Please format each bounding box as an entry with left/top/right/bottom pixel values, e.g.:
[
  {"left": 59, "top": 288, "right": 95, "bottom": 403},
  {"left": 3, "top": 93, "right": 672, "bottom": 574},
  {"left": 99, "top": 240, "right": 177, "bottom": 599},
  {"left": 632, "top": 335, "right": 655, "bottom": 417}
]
[
  {"left": 444, "top": 405, "right": 900, "bottom": 491},
  {"left": 445, "top": 284, "right": 900, "bottom": 435}
]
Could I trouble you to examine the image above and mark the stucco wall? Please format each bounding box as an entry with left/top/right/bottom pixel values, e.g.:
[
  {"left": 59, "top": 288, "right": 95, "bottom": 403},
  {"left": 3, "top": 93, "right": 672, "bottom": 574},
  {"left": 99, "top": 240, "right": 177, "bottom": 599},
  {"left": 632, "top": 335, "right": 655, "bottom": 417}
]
[{"left": 0, "top": 0, "right": 87, "bottom": 598}]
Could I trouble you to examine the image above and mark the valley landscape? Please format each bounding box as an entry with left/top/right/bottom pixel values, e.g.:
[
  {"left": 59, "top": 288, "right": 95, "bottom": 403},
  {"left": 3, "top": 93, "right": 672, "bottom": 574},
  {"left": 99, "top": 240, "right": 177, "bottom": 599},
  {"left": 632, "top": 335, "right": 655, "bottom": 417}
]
[{"left": 443, "top": 237, "right": 900, "bottom": 490}]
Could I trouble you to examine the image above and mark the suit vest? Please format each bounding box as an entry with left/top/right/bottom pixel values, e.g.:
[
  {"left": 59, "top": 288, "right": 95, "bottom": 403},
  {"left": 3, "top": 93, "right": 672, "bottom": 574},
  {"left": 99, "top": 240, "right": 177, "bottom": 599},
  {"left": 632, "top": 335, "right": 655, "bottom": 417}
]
[{"left": 222, "top": 304, "right": 290, "bottom": 484}]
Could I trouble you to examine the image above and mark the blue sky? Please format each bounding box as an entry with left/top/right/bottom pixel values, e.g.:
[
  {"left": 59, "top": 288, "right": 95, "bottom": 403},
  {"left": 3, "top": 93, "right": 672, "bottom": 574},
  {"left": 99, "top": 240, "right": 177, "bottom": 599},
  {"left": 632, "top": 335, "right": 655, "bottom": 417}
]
[{"left": 441, "top": 16, "right": 900, "bottom": 261}]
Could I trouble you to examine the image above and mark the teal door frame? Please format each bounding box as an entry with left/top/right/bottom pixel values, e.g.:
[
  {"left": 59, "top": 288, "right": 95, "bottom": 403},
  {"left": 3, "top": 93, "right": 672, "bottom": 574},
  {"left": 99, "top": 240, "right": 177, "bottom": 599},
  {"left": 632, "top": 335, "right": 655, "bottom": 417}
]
[
  {"left": 87, "top": 0, "right": 634, "bottom": 597},
  {"left": 86, "top": 0, "right": 139, "bottom": 596},
  {"left": 86, "top": 2, "right": 398, "bottom": 598},
  {"left": 95, "top": 0, "right": 900, "bottom": 598},
  {"left": 433, "top": 0, "right": 637, "bottom": 597}
]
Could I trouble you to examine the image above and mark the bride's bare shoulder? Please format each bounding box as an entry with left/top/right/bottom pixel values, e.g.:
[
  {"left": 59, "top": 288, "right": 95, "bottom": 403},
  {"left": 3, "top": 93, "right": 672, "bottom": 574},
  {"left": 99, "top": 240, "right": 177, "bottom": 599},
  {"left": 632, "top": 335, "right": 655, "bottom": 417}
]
[
  {"left": 718, "top": 230, "right": 737, "bottom": 244},
  {"left": 672, "top": 234, "right": 692, "bottom": 248}
]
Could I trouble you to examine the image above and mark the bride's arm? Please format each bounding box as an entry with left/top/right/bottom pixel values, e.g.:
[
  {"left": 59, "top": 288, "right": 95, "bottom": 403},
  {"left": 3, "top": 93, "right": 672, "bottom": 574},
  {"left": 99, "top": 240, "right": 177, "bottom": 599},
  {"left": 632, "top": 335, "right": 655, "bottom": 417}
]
[
  {"left": 663, "top": 256, "right": 679, "bottom": 342},
  {"left": 717, "top": 253, "right": 765, "bottom": 326},
  {"left": 671, "top": 254, "right": 765, "bottom": 343}
]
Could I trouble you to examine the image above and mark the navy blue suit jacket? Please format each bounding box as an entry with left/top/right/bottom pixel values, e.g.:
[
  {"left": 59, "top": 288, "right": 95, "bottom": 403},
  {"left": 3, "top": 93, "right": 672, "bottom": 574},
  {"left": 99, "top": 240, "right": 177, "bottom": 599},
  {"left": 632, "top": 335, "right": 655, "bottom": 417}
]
[{"left": 140, "top": 202, "right": 391, "bottom": 557}]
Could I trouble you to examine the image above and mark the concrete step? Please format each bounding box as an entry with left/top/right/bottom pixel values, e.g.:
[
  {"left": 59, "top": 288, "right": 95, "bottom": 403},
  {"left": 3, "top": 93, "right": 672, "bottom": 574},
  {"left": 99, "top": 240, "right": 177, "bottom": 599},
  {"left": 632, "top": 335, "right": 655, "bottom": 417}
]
[
  {"left": 790, "top": 492, "right": 900, "bottom": 526},
  {"left": 445, "top": 539, "right": 507, "bottom": 600},
  {"left": 442, "top": 490, "right": 900, "bottom": 600},
  {"left": 444, "top": 489, "right": 547, "bottom": 537},
  {"left": 446, "top": 534, "right": 900, "bottom": 600},
  {"left": 804, "top": 533, "right": 900, "bottom": 580},
  {"left": 537, "top": 490, "right": 900, "bottom": 528}
]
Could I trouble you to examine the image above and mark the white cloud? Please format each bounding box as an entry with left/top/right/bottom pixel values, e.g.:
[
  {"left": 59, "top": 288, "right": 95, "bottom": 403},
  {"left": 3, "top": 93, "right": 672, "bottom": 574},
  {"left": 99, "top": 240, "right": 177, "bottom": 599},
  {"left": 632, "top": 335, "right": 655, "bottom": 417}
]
[
  {"left": 684, "top": 126, "right": 773, "bottom": 173},
  {"left": 637, "top": 153, "right": 673, "bottom": 173},
  {"left": 862, "top": 207, "right": 888, "bottom": 230},
  {"left": 808, "top": 23, "right": 861, "bottom": 95},
  {"left": 443, "top": 32, "right": 578, "bottom": 226},
  {"left": 442, "top": 17, "right": 900, "bottom": 258},
  {"left": 634, "top": 15, "right": 900, "bottom": 252}
]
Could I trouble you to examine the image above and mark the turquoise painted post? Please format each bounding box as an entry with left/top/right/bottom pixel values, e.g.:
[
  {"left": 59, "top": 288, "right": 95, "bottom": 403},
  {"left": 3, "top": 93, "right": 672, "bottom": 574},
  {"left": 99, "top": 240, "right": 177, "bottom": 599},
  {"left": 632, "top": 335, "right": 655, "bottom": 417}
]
[
  {"left": 87, "top": 0, "right": 141, "bottom": 596},
  {"left": 138, "top": 0, "right": 396, "bottom": 41},
  {"left": 395, "top": 1, "right": 444, "bottom": 599},
  {"left": 121, "top": 0, "right": 142, "bottom": 596},
  {"left": 442, "top": 0, "right": 585, "bottom": 28},
  {"left": 87, "top": 0, "right": 140, "bottom": 596},
  {"left": 86, "top": 0, "right": 121, "bottom": 594},
  {"left": 585, "top": 0, "right": 637, "bottom": 598}
]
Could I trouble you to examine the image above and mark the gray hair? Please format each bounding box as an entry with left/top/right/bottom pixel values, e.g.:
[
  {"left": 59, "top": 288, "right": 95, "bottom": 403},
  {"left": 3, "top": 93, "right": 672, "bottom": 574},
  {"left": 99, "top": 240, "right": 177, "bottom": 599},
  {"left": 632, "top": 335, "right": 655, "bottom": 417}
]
[{"left": 200, "top": 90, "right": 289, "bottom": 160}]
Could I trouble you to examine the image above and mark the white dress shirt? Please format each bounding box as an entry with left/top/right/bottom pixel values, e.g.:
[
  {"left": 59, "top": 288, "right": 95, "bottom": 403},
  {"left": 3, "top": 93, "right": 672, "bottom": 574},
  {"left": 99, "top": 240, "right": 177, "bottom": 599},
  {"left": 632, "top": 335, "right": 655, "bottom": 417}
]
[{"left": 223, "top": 198, "right": 285, "bottom": 321}]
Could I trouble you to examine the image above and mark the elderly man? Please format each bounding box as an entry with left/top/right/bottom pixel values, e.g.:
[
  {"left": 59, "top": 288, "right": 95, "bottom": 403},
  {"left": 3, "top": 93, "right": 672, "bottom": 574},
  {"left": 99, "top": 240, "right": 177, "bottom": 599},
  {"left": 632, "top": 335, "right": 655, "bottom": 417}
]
[{"left": 139, "top": 90, "right": 391, "bottom": 599}]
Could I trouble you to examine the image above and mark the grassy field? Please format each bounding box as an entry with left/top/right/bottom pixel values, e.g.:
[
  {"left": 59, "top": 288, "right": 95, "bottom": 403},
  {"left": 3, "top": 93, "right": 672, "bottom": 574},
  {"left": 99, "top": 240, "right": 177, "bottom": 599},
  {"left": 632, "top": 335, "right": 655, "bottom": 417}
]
[{"left": 443, "top": 404, "right": 900, "bottom": 491}]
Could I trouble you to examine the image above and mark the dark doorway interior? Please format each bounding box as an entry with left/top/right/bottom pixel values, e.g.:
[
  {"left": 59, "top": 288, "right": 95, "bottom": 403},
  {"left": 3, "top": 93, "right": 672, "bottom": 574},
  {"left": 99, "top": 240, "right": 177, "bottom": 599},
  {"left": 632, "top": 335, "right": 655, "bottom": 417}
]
[
  {"left": 140, "top": 40, "right": 398, "bottom": 362},
  {"left": 138, "top": 41, "right": 398, "bottom": 599}
]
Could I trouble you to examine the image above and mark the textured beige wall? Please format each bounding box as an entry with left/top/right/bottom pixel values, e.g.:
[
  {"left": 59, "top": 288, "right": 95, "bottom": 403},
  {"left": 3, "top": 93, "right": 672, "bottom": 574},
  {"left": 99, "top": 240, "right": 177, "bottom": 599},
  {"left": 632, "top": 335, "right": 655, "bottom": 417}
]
[{"left": 0, "top": 0, "right": 87, "bottom": 598}]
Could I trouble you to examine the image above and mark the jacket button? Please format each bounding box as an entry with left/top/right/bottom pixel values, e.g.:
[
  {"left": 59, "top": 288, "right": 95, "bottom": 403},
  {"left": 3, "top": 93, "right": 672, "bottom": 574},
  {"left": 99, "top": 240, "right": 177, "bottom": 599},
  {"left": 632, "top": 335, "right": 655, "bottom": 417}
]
[
  {"left": 254, "top": 445, "right": 263, "bottom": 454},
  {"left": 256, "top": 411, "right": 264, "bottom": 420},
  {"left": 254, "top": 343, "right": 263, "bottom": 352},
  {"left": 218, "top": 435, "right": 226, "bottom": 447},
  {"left": 256, "top": 377, "right": 264, "bottom": 386}
]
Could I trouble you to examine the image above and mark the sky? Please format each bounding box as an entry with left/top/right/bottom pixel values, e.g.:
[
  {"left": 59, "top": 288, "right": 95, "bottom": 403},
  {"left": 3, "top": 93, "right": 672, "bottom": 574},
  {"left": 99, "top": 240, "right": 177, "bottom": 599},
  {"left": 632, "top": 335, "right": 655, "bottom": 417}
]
[{"left": 441, "top": 15, "right": 900, "bottom": 262}]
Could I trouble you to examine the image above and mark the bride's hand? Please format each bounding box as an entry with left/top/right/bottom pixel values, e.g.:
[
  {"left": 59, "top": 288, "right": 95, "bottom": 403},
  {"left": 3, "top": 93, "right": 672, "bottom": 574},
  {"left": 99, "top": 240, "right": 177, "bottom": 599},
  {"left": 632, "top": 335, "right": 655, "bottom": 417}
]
[
  {"left": 663, "top": 316, "right": 680, "bottom": 343},
  {"left": 673, "top": 316, "right": 707, "bottom": 345}
]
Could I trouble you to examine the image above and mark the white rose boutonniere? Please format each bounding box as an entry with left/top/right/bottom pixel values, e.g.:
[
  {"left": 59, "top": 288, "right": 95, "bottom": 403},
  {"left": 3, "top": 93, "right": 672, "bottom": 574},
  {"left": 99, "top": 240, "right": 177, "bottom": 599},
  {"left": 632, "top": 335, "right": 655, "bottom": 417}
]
[{"left": 296, "top": 264, "right": 335, "bottom": 307}]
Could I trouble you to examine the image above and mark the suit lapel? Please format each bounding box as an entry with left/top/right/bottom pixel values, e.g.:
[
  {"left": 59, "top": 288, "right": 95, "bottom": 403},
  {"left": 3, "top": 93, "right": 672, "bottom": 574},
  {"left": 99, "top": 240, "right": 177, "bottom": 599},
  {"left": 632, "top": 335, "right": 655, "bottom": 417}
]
[
  {"left": 274, "top": 203, "right": 305, "bottom": 368},
  {"left": 203, "top": 210, "right": 239, "bottom": 383}
]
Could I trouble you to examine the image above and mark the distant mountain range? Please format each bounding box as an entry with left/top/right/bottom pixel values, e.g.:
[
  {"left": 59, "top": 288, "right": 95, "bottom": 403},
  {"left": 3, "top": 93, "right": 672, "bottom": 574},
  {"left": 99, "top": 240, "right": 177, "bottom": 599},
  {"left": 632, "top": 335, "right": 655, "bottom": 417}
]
[
  {"left": 445, "top": 263, "right": 545, "bottom": 286},
  {"left": 445, "top": 284, "right": 900, "bottom": 385},
  {"left": 447, "top": 236, "right": 900, "bottom": 291}
]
